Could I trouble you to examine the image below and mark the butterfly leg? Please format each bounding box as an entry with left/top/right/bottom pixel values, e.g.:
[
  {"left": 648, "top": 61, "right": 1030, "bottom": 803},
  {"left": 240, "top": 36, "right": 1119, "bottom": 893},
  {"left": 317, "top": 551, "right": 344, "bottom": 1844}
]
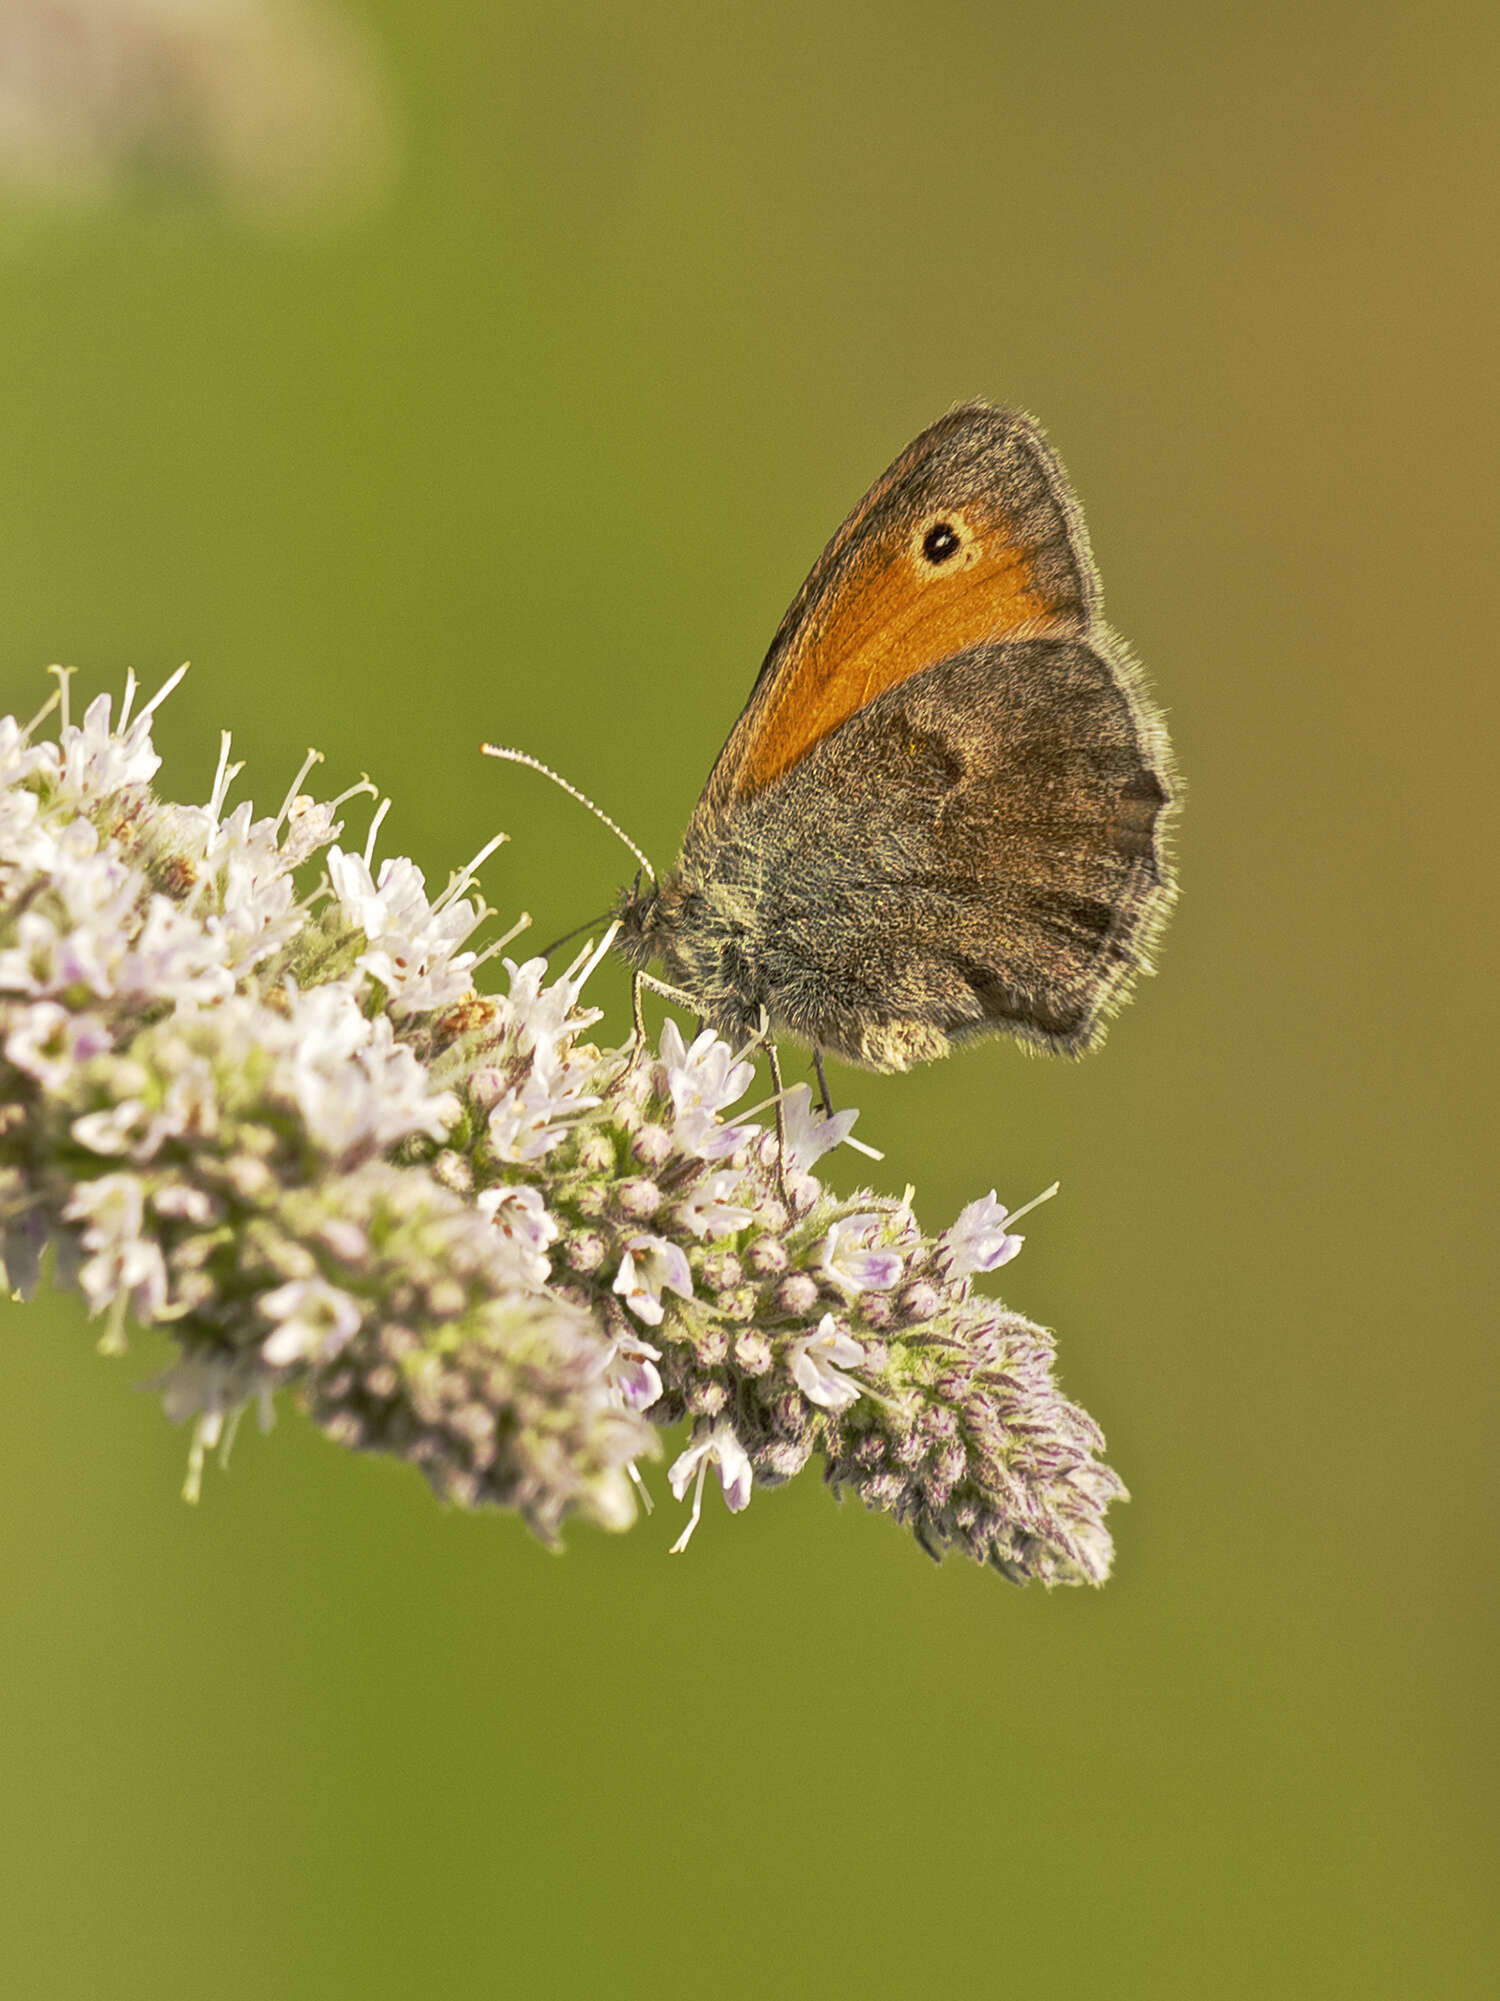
[
  {"left": 812, "top": 1047, "right": 836, "bottom": 1119},
  {"left": 761, "top": 1012, "right": 792, "bottom": 1203},
  {"left": 630, "top": 970, "right": 701, "bottom": 1044}
]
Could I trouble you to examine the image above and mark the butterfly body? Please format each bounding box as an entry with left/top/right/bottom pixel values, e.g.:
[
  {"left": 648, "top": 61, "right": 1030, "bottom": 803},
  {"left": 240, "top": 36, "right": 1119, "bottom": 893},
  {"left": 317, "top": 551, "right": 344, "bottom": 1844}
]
[{"left": 613, "top": 403, "right": 1176, "bottom": 1073}]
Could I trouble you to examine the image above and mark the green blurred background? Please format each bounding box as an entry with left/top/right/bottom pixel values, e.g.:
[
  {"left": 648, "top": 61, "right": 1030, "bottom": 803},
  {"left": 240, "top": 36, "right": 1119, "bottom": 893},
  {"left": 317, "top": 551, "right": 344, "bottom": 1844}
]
[{"left": 0, "top": 2, "right": 1493, "bottom": 1995}]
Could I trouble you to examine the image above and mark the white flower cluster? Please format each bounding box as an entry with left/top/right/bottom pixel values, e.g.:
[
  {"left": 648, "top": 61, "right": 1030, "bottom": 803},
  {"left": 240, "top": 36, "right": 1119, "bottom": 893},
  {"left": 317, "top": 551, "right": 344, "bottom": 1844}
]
[
  {"left": 0, "top": 668, "right": 646, "bottom": 1532},
  {"left": 0, "top": 669, "right": 1127, "bottom": 1583}
]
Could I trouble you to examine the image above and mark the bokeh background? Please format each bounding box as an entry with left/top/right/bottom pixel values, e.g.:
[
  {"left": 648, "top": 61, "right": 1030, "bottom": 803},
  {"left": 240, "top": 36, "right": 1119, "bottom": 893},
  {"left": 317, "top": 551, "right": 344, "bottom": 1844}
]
[{"left": 0, "top": 3, "right": 1494, "bottom": 1996}]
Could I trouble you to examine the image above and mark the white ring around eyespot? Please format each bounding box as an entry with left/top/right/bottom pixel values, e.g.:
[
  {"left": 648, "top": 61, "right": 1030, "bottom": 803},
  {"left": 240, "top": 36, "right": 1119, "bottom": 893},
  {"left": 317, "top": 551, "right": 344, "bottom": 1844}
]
[{"left": 912, "top": 508, "right": 982, "bottom": 575}]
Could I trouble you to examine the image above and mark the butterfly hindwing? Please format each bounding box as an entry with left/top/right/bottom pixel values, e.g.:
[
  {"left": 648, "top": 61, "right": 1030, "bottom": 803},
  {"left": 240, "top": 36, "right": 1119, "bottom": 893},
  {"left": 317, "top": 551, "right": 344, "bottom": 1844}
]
[{"left": 678, "top": 637, "right": 1173, "bottom": 1068}]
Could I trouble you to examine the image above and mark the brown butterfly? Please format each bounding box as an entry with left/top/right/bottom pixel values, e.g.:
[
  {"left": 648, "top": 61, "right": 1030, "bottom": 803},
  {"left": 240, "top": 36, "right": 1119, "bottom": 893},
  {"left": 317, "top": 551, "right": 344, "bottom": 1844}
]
[{"left": 607, "top": 401, "right": 1176, "bottom": 1082}]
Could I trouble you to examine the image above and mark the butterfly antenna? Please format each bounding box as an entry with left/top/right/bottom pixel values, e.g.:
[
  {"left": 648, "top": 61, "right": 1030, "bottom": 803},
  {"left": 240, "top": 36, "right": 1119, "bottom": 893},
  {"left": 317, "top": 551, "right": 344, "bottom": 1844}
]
[
  {"left": 537, "top": 910, "right": 614, "bottom": 959},
  {"left": 480, "top": 743, "right": 656, "bottom": 885}
]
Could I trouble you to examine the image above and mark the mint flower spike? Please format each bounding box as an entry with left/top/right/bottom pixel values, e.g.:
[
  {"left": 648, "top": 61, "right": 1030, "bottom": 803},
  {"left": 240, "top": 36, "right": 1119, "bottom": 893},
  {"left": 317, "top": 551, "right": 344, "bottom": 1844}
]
[{"left": 0, "top": 669, "right": 1128, "bottom": 1584}]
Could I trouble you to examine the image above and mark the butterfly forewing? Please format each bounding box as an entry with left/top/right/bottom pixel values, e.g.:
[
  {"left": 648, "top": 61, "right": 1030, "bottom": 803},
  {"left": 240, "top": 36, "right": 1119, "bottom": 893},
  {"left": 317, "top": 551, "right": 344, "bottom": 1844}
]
[{"left": 692, "top": 404, "right": 1100, "bottom": 830}]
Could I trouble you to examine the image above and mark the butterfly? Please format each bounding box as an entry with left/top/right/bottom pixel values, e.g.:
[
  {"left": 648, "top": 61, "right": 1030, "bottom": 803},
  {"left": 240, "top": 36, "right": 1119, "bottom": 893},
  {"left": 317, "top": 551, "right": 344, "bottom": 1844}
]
[{"left": 608, "top": 401, "right": 1176, "bottom": 1081}]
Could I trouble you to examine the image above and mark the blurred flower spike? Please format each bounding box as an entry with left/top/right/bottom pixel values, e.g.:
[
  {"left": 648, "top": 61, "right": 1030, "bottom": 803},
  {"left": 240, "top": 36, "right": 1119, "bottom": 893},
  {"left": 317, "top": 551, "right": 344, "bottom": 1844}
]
[
  {"left": 0, "top": 666, "right": 1128, "bottom": 1584},
  {"left": 0, "top": 0, "right": 396, "bottom": 225}
]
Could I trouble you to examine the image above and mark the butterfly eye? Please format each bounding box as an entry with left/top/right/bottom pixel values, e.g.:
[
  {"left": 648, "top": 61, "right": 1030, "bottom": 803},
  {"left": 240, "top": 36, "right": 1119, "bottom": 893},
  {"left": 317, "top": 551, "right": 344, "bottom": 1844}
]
[{"left": 920, "top": 521, "right": 962, "bottom": 565}]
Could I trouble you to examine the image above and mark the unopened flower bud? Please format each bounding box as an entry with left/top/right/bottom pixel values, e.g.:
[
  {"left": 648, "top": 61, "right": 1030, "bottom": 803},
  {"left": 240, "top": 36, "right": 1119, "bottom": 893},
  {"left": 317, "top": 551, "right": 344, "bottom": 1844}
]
[
  {"left": 733, "top": 1331, "right": 773, "bottom": 1376},
  {"left": 574, "top": 1131, "right": 615, "bottom": 1176},
  {"left": 685, "top": 1378, "right": 728, "bottom": 1417},
  {"left": 757, "top": 1435, "right": 813, "bottom": 1481},
  {"left": 773, "top": 1272, "right": 819, "bottom": 1317},
  {"left": 897, "top": 1280, "right": 941, "bottom": 1325},
  {"left": 698, "top": 1250, "right": 742, "bottom": 1293},
  {"left": 432, "top": 1150, "right": 474, "bottom": 1194},
  {"left": 694, "top": 1326, "right": 729, "bottom": 1366},
  {"left": 631, "top": 1123, "right": 673, "bottom": 1170},
  {"left": 613, "top": 1177, "right": 662, "bottom": 1222},
  {"left": 744, "top": 1235, "right": 788, "bottom": 1277},
  {"left": 564, "top": 1230, "right": 607, "bottom": 1274}
]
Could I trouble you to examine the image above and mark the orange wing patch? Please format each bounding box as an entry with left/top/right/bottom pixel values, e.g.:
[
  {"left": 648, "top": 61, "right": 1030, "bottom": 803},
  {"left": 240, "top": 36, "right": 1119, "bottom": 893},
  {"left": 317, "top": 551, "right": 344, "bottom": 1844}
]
[{"left": 732, "top": 505, "right": 1078, "bottom": 799}]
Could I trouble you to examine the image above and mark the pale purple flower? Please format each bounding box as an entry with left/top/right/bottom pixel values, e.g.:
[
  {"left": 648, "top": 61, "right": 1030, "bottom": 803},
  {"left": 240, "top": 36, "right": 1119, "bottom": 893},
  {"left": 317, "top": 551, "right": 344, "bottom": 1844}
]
[
  {"left": 326, "top": 846, "right": 478, "bottom": 1015},
  {"left": 0, "top": 908, "right": 117, "bottom": 997},
  {"left": 259, "top": 1277, "right": 363, "bottom": 1367},
  {"left": 62, "top": 1172, "right": 168, "bottom": 1323},
  {"left": 12, "top": 737, "right": 59, "bottom": 790},
  {"left": 56, "top": 688, "right": 163, "bottom": 799},
  {"left": 501, "top": 946, "right": 605, "bottom": 1071},
  {"left": 361, "top": 911, "right": 478, "bottom": 1016},
  {"left": 475, "top": 1183, "right": 559, "bottom": 1285},
  {"left": 0, "top": 912, "right": 58, "bottom": 994},
  {"left": 942, "top": 1183, "right": 1059, "bottom": 1277},
  {"left": 115, "top": 894, "right": 233, "bottom": 1004},
  {"left": 788, "top": 1314, "right": 867, "bottom": 1411},
  {"left": 61, "top": 1170, "right": 147, "bottom": 1255},
  {"left": 660, "top": 1019, "right": 755, "bottom": 1120},
  {"left": 86, "top": 1231, "right": 170, "bottom": 1328},
  {"left": 499, "top": 955, "right": 558, "bottom": 1041},
  {"left": 222, "top": 854, "right": 299, "bottom": 955},
  {"left": 208, "top": 817, "right": 304, "bottom": 968},
  {"left": 484, "top": 1090, "right": 554, "bottom": 1164},
  {"left": 780, "top": 1082, "right": 860, "bottom": 1171},
  {"left": 604, "top": 1332, "right": 664, "bottom": 1413},
  {"left": 143, "top": 1047, "right": 221, "bottom": 1150},
  {"left": 3, "top": 999, "right": 112, "bottom": 1090},
  {"left": 675, "top": 1169, "right": 754, "bottom": 1241},
  {"left": 327, "top": 845, "right": 423, "bottom": 940},
  {"left": 0, "top": 782, "right": 41, "bottom": 853},
  {"left": 284, "top": 980, "right": 369, "bottom": 1066},
  {"left": 357, "top": 849, "right": 451, "bottom": 944},
  {"left": 201, "top": 796, "right": 256, "bottom": 851},
  {"left": 658, "top": 1020, "right": 760, "bottom": 1159},
  {"left": 485, "top": 1067, "right": 598, "bottom": 1164},
  {"left": 612, "top": 1233, "right": 693, "bottom": 1326},
  {"left": 151, "top": 1182, "right": 219, "bottom": 1225},
  {"left": 362, "top": 940, "right": 476, "bottom": 1016},
  {"left": 283, "top": 993, "right": 458, "bottom": 1158},
  {"left": 71, "top": 1099, "right": 149, "bottom": 1157},
  {"left": 0, "top": 714, "right": 48, "bottom": 788},
  {"left": 278, "top": 795, "right": 341, "bottom": 867},
  {"left": 817, "top": 1214, "right": 903, "bottom": 1297},
  {"left": 673, "top": 1102, "right": 761, "bottom": 1163},
  {"left": 477, "top": 948, "right": 612, "bottom": 1162},
  {"left": 51, "top": 837, "right": 137, "bottom": 933},
  {"left": 667, "top": 1420, "right": 753, "bottom": 1552}
]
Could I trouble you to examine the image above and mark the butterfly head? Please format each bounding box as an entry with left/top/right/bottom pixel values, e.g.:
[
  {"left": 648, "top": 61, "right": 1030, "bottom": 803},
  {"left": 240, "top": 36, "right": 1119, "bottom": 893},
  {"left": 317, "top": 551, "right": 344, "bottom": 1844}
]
[
  {"left": 611, "top": 867, "right": 658, "bottom": 958},
  {"left": 612, "top": 867, "right": 701, "bottom": 977}
]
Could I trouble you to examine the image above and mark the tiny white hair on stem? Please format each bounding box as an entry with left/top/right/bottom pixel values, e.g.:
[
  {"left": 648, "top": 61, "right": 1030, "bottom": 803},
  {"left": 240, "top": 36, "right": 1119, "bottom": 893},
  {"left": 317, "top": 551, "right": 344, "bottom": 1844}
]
[{"left": 481, "top": 743, "right": 656, "bottom": 886}]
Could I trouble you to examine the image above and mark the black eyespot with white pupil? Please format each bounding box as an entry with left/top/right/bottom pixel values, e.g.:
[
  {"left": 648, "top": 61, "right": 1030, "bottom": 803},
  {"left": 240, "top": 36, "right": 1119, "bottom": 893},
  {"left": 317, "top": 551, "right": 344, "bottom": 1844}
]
[{"left": 922, "top": 521, "right": 962, "bottom": 564}]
